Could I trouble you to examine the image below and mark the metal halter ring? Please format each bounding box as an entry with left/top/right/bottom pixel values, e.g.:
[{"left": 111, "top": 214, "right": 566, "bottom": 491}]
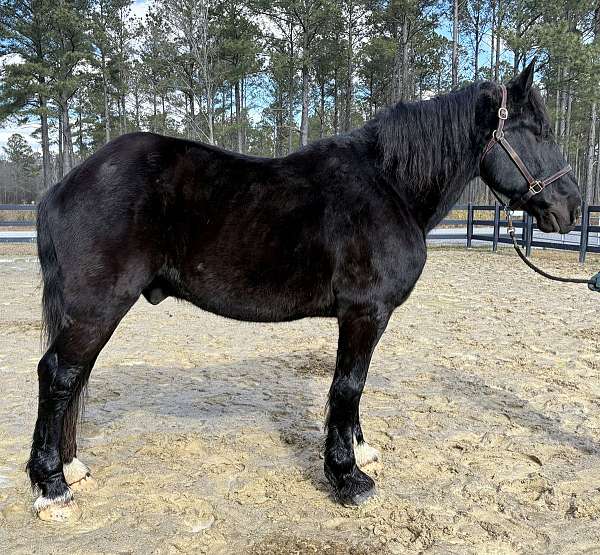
[
  {"left": 498, "top": 107, "right": 509, "bottom": 120},
  {"left": 492, "top": 129, "right": 504, "bottom": 141},
  {"left": 530, "top": 181, "right": 543, "bottom": 194}
]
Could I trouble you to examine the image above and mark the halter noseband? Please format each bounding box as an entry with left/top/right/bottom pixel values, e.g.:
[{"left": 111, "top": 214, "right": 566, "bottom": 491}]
[
  {"left": 478, "top": 84, "right": 599, "bottom": 290},
  {"left": 481, "top": 84, "right": 572, "bottom": 211}
]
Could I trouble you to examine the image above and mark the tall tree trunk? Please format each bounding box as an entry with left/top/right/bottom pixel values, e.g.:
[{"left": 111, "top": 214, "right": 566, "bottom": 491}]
[
  {"left": 152, "top": 91, "right": 157, "bottom": 133},
  {"left": 565, "top": 83, "right": 573, "bottom": 157},
  {"left": 58, "top": 116, "right": 63, "bottom": 178},
  {"left": 559, "top": 69, "right": 568, "bottom": 152},
  {"left": 452, "top": 0, "right": 459, "bottom": 87},
  {"left": 490, "top": 0, "right": 495, "bottom": 75},
  {"left": 300, "top": 62, "right": 309, "bottom": 146},
  {"left": 494, "top": 2, "right": 502, "bottom": 81},
  {"left": 288, "top": 20, "right": 294, "bottom": 153},
  {"left": 333, "top": 70, "right": 339, "bottom": 135},
  {"left": 134, "top": 85, "right": 141, "bottom": 130},
  {"left": 242, "top": 77, "right": 247, "bottom": 153},
  {"left": 235, "top": 80, "right": 242, "bottom": 152},
  {"left": 38, "top": 94, "right": 51, "bottom": 191},
  {"left": 344, "top": 1, "right": 354, "bottom": 132},
  {"left": 319, "top": 81, "right": 325, "bottom": 138},
  {"left": 554, "top": 66, "right": 560, "bottom": 137},
  {"left": 206, "top": 92, "right": 214, "bottom": 144},
  {"left": 59, "top": 99, "right": 73, "bottom": 176},
  {"left": 400, "top": 16, "right": 409, "bottom": 100},
  {"left": 190, "top": 90, "right": 196, "bottom": 139},
  {"left": 121, "top": 94, "right": 126, "bottom": 135},
  {"left": 473, "top": 13, "right": 480, "bottom": 80},
  {"left": 586, "top": 102, "right": 597, "bottom": 205},
  {"left": 102, "top": 51, "right": 110, "bottom": 144}
]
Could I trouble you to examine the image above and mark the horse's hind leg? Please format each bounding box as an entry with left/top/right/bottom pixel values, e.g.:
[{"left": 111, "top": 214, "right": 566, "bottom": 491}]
[
  {"left": 60, "top": 363, "right": 97, "bottom": 492},
  {"left": 28, "top": 300, "right": 137, "bottom": 522}
]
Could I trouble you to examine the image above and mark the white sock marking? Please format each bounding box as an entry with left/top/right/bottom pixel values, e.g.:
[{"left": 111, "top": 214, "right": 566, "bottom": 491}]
[{"left": 353, "top": 437, "right": 380, "bottom": 467}]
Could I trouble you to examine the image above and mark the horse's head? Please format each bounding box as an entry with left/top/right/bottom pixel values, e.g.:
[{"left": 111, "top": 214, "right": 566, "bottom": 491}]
[{"left": 479, "top": 60, "right": 582, "bottom": 233}]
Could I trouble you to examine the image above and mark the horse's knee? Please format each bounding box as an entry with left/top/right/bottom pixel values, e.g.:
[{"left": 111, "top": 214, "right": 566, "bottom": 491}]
[{"left": 36, "top": 350, "right": 58, "bottom": 388}]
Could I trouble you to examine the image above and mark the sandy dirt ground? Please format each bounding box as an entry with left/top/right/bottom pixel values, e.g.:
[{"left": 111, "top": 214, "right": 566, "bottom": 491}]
[{"left": 1, "top": 245, "right": 600, "bottom": 554}]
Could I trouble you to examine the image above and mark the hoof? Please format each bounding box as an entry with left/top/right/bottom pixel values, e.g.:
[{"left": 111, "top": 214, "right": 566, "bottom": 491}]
[
  {"left": 63, "top": 458, "right": 97, "bottom": 492},
  {"left": 34, "top": 494, "right": 81, "bottom": 523},
  {"left": 326, "top": 465, "right": 377, "bottom": 506},
  {"left": 353, "top": 439, "right": 380, "bottom": 468},
  {"left": 69, "top": 474, "right": 97, "bottom": 492}
]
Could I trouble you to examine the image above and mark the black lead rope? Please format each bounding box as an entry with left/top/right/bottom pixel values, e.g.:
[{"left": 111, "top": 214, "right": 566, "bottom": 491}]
[{"left": 501, "top": 205, "right": 600, "bottom": 291}]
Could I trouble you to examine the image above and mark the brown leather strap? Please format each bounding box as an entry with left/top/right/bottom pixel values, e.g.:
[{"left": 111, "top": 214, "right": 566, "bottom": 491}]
[
  {"left": 497, "top": 136, "right": 537, "bottom": 185},
  {"left": 481, "top": 84, "right": 571, "bottom": 210},
  {"left": 509, "top": 164, "right": 573, "bottom": 210}
]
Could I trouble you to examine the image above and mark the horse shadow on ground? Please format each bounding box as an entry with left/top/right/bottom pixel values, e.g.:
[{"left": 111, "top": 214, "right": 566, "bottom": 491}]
[
  {"left": 433, "top": 364, "right": 600, "bottom": 456},
  {"left": 81, "top": 350, "right": 600, "bottom": 493},
  {"left": 83, "top": 350, "right": 335, "bottom": 493}
]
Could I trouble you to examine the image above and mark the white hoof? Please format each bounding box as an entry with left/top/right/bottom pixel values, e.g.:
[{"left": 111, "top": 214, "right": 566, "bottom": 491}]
[
  {"left": 34, "top": 492, "right": 81, "bottom": 523},
  {"left": 63, "top": 458, "right": 97, "bottom": 492},
  {"left": 353, "top": 439, "right": 380, "bottom": 468}
]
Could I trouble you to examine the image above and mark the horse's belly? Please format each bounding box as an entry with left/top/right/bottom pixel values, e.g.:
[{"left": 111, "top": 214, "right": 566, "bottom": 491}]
[{"left": 174, "top": 262, "right": 335, "bottom": 323}]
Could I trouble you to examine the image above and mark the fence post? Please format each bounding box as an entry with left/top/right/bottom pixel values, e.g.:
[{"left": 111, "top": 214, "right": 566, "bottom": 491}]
[
  {"left": 579, "top": 202, "right": 589, "bottom": 264},
  {"left": 525, "top": 213, "right": 533, "bottom": 257},
  {"left": 466, "top": 203, "right": 473, "bottom": 248},
  {"left": 492, "top": 202, "right": 500, "bottom": 252}
]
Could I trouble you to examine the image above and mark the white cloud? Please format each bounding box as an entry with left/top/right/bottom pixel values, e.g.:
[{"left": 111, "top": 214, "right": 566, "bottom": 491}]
[
  {"left": 131, "top": 0, "right": 150, "bottom": 21},
  {"left": 0, "top": 123, "right": 40, "bottom": 153}
]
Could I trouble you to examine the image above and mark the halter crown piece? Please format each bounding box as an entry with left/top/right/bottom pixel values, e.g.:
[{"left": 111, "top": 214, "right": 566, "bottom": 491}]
[
  {"left": 481, "top": 84, "right": 599, "bottom": 291},
  {"left": 481, "top": 84, "right": 572, "bottom": 211}
]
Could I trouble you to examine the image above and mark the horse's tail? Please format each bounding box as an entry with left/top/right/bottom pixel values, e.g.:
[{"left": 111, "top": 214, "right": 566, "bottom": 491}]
[{"left": 37, "top": 188, "right": 65, "bottom": 347}]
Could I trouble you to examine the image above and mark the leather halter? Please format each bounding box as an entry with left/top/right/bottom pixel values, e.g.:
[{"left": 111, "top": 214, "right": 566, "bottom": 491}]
[
  {"left": 481, "top": 84, "right": 572, "bottom": 210},
  {"left": 477, "top": 84, "right": 599, "bottom": 290}
]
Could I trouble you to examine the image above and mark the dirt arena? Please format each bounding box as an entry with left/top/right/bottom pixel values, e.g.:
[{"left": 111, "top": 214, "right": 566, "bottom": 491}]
[{"left": 1, "top": 245, "right": 600, "bottom": 554}]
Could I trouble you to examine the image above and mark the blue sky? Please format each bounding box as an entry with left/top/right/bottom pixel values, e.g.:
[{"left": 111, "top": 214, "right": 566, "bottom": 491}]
[
  {"left": 0, "top": 0, "right": 150, "bottom": 154},
  {"left": 1, "top": 0, "right": 510, "bottom": 155}
]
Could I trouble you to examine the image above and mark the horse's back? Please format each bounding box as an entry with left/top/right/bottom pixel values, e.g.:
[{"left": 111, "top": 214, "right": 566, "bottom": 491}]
[{"left": 40, "top": 131, "right": 425, "bottom": 322}]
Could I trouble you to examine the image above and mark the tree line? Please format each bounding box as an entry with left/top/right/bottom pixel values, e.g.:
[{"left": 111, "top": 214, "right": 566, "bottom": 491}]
[{"left": 1, "top": 0, "right": 599, "bottom": 206}]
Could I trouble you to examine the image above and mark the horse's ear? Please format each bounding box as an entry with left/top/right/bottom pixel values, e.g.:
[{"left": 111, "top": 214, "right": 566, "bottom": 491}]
[{"left": 510, "top": 58, "right": 536, "bottom": 101}]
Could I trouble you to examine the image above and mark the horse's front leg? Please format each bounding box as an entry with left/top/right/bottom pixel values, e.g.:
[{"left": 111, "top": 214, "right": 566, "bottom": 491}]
[
  {"left": 353, "top": 410, "right": 380, "bottom": 468},
  {"left": 325, "top": 303, "right": 391, "bottom": 505}
]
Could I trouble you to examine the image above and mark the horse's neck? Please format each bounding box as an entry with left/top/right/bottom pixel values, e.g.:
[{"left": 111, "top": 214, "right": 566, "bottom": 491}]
[
  {"left": 421, "top": 172, "right": 479, "bottom": 232},
  {"left": 410, "top": 110, "right": 483, "bottom": 231},
  {"left": 375, "top": 85, "right": 488, "bottom": 233}
]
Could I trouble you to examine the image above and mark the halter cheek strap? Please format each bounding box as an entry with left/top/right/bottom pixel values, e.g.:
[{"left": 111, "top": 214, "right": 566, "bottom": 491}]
[
  {"left": 482, "top": 84, "right": 572, "bottom": 210},
  {"left": 479, "top": 84, "right": 597, "bottom": 290}
]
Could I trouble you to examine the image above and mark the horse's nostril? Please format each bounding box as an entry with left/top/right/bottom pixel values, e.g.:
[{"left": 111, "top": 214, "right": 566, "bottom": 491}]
[{"left": 574, "top": 206, "right": 582, "bottom": 222}]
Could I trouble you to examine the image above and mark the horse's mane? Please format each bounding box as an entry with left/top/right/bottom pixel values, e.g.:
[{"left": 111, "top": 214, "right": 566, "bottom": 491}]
[{"left": 376, "top": 83, "right": 485, "bottom": 195}]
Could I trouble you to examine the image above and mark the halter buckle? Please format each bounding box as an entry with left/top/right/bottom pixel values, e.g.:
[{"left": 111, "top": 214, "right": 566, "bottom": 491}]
[
  {"left": 530, "top": 181, "right": 544, "bottom": 194},
  {"left": 498, "top": 107, "right": 508, "bottom": 120}
]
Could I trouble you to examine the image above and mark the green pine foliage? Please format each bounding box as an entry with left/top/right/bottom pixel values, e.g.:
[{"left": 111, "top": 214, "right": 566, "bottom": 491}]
[{"left": 0, "top": 0, "right": 599, "bottom": 203}]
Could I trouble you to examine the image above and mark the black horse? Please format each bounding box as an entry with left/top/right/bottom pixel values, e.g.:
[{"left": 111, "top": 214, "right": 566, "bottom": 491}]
[{"left": 28, "top": 61, "right": 581, "bottom": 521}]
